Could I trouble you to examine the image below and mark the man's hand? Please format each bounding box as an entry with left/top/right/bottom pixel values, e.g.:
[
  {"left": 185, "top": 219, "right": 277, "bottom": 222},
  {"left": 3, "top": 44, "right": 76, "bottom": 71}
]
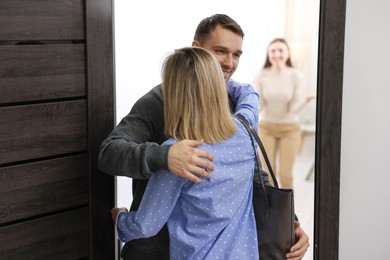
[
  {"left": 111, "top": 207, "right": 128, "bottom": 224},
  {"left": 286, "top": 221, "right": 310, "bottom": 259},
  {"left": 168, "top": 139, "right": 215, "bottom": 183}
]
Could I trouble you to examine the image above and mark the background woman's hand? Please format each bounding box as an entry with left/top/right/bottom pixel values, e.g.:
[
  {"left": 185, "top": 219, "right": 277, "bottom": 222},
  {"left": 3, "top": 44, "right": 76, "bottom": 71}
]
[{"left": 305, "top": 93, "right": 317, "bottom": 102}]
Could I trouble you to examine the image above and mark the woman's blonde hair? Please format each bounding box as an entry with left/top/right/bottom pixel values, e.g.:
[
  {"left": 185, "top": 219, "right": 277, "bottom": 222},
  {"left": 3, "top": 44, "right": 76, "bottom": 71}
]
[{"left": 162, "top": 47, "right": 236, "bottom": 143}]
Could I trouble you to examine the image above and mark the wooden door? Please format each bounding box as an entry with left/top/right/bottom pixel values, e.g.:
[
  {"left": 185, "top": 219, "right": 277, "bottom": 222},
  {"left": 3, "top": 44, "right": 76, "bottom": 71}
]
[{"left": 0, "top": 0, "right": 115, "bottom": 259}]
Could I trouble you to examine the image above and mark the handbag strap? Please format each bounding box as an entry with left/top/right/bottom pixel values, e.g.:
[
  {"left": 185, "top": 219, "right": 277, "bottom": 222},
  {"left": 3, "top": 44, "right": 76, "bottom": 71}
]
[{"left": 236, "top": 116, "right": 279, "bottom": 188}]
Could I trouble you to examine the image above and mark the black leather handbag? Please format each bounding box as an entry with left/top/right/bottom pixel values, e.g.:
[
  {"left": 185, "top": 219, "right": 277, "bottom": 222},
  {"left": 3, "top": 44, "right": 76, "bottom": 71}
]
[{"left": 237, "top": 116, "right": 296, "bottom": 260}]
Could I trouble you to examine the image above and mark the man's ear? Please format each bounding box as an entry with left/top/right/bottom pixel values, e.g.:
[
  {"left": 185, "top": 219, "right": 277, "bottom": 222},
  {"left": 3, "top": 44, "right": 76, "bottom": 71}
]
[{"left": 192, "top": 41, "right": 200, "bottom": 47}]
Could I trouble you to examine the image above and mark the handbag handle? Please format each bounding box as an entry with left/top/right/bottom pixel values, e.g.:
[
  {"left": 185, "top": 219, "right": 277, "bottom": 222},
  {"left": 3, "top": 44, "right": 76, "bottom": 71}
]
[
  {"left": 236, "top": 116, "right": 279, "bottom": 188},
  {"left": 237, "top": 116, "right": 299, "bottom": 222}
]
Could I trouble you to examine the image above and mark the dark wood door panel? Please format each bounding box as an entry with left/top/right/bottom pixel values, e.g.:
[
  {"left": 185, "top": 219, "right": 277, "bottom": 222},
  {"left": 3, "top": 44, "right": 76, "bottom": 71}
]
[
  {"left": 0, "top": 0, "right": 114, "bottom": 257},
  {"left": 0, "top": 101, "right": 87, "bottom": 164},
  {"left": 0, "top": 208, "right": 89, "bottom": 259},
  {"left": 0, "top": 155, "right": 89, "bottom": 224},
  {"left": 0, "top": 0, "right": 84, "bottom": 41},
  {"left": 0, "top": 44, "right": 85, "bottom": 104}
]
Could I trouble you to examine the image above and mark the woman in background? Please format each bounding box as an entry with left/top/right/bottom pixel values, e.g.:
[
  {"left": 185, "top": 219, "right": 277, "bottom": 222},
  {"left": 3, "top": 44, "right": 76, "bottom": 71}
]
[
  {"left": 112, "top": 47, "right": 260, "bottom": 259},
  {"left": 253, "top": 38, "right": 316, "bottom": 189}
]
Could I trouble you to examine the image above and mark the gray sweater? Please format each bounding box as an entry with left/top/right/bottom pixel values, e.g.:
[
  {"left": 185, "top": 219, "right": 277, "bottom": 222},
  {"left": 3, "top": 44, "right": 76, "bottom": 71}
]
[{"left": 99, "top": 85, "right": 169, "bottom": 179}]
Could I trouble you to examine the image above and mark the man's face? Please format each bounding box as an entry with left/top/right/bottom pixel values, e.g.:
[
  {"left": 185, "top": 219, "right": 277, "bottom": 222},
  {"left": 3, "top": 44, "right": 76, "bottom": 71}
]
[{"left": 193, "top": 25, "right": 243, "bottom": 82}]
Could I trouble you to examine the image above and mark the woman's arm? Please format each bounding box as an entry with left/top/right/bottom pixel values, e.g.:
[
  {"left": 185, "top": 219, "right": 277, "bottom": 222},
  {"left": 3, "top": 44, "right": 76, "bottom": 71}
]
[
  {"left": 115, "top": 168, "right": 186, "bottom": 242},
  {"left": 289, "top": 70, "right": 315, "bottom": 114},
  {"left": 226, "top": 79, "right": 260, "bottom": 130}
]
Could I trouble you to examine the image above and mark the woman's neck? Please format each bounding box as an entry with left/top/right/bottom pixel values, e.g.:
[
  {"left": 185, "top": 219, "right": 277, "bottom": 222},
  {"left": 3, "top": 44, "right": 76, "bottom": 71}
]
[
  {"left": 268, "top": 65, "right": 288, "bottom": 73},
  {"left": 273, "top": 63, "right": 287, "bottom": 70}
]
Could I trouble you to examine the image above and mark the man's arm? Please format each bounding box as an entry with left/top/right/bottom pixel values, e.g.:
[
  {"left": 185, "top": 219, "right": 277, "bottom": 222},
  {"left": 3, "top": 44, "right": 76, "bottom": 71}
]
[
  {"left": 286, "top": 221, "right": 310, "bottom": 260},
  {"left": 98, "top": 85, "right": 214, "bottom": 180},
  {"left": 98, "top": 86, "right": 168, "bottom": 179}
]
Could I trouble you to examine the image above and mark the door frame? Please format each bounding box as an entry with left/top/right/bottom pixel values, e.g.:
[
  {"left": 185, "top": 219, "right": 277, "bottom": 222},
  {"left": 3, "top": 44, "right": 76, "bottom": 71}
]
[
  {"left": 314, "top": 0, "right": 346, "bottom": 259},
  {"left": 86, "top": 0, "right": 116, "bottom": 258}
]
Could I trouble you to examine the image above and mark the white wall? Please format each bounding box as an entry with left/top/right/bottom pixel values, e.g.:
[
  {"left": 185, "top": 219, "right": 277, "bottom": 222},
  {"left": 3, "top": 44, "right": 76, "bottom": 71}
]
[{"left": 340, "top": 1, "right": 390, "bottom": 259}]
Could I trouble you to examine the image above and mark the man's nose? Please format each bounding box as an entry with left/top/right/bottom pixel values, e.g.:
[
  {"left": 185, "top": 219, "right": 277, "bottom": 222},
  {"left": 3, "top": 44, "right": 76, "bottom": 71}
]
[{"left": 222, "top": 54, "right": 234, "bottom": 68}]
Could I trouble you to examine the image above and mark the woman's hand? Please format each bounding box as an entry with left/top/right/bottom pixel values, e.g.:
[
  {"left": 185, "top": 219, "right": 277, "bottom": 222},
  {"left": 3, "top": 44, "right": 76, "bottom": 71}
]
[{"left": 111, "top": 207, "right": 128, "bottom": 224}]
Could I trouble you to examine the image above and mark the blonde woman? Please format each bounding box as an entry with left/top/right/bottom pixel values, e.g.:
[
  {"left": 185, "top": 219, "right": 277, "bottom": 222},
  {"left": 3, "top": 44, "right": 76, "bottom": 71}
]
[
  {"left": 253, "top": 38, "right": 316, "bottom": 189},
  {"left": 113, "top": 47, "right": 260, "bottom": 259}
]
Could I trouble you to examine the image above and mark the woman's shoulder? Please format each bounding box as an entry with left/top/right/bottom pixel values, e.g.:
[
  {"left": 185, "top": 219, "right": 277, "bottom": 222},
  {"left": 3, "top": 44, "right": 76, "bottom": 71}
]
[
  {"left": 232, "top": 118, "right": 253, "bottom": 140},
  {"left": 162, "top": 138, "right": 178, "bottom": 146}
]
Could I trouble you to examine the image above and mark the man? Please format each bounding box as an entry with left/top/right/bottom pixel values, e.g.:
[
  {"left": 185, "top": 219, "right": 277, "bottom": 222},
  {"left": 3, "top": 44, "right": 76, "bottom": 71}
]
[{"left": 99, "top": 14, "right": 309, "bottom": 260}]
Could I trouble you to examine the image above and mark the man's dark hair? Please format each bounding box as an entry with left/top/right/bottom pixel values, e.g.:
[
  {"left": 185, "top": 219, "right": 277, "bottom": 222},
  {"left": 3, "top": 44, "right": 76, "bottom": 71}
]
[{"left": 194, "top": 14, "right": 245, "bottom": 44}]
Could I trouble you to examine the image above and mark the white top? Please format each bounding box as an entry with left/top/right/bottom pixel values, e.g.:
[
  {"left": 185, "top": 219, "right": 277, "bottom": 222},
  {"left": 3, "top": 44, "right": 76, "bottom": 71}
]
[{"left": 253, "top": 67, "right": 308, "bottom": 124}]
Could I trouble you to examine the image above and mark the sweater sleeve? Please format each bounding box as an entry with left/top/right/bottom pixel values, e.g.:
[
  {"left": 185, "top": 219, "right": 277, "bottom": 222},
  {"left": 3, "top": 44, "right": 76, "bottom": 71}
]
[
  {"left": 288, "top": 70, "right": 308, "bottom": 114},
  {"left": 98, "top": 85, "right": 170, "bottom": 179},
  {"left": 252, "top": 70, "right": 266, "bottom": 114}
]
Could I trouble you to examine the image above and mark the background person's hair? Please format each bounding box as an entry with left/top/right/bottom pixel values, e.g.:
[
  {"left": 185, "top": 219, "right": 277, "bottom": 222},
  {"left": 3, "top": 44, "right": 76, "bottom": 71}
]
[
  {"left": 193, "top": 14, "right": 245, "bottom": 44},
  {"left": 262, "top": 38, "right": 293, "bottom": 68},
  {"left": 162, "top": 47, "right": 236, "bottom": 143}
]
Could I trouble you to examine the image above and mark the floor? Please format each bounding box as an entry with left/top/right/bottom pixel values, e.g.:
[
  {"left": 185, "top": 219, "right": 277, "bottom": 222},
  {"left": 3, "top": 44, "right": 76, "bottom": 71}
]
[{"left": 292, "top": 133, "right": 315, "bottom": 260}]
